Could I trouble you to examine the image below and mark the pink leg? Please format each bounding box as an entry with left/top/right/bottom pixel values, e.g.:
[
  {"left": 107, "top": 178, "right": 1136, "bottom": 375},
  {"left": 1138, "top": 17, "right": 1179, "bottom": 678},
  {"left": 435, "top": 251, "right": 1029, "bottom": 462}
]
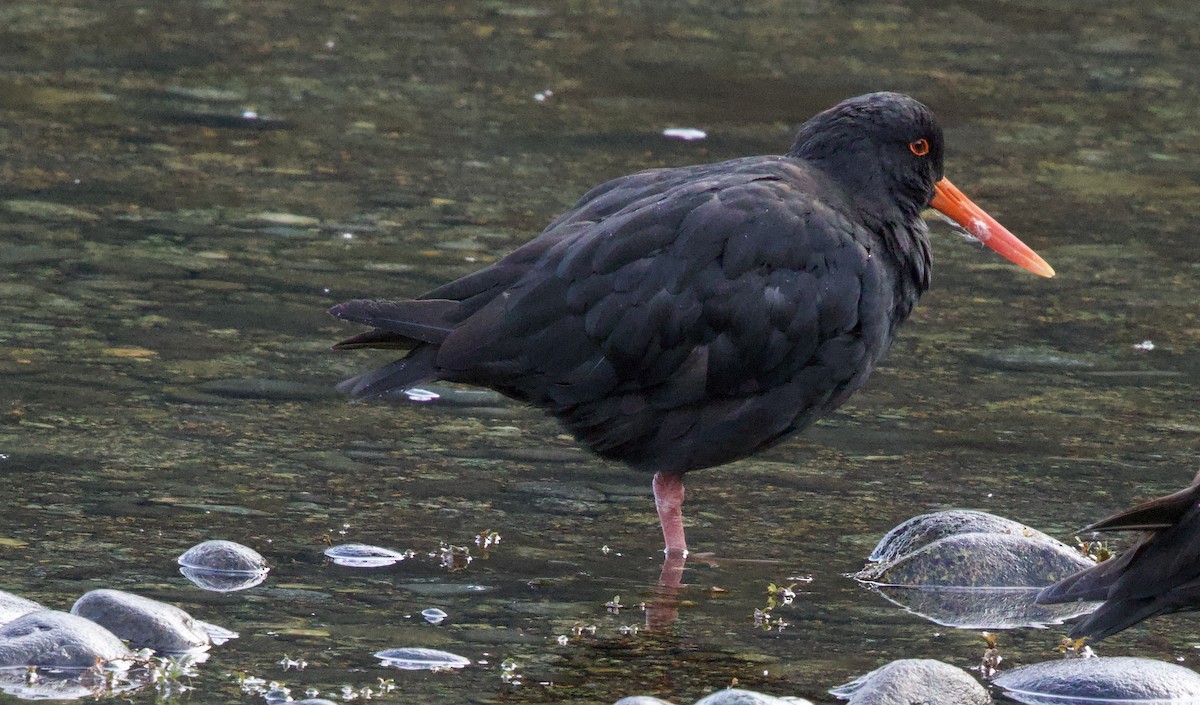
[{"left": 652, "top": 471, "right": 688, "bottom": 557}]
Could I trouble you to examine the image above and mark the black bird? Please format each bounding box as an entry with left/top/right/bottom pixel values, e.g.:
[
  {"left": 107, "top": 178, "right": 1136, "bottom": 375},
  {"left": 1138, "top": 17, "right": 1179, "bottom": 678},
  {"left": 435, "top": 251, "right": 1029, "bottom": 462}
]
[
  {"left": 1038, "top": 474, "right": 1200, "bottom": 641},
  {"left": 331, "top": 92, "right": 1054, "bottom": 556}
]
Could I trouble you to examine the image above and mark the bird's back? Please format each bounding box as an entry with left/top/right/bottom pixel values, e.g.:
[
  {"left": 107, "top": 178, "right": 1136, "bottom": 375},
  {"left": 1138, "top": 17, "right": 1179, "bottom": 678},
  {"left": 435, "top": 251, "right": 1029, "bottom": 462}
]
[{"left": 334, "top": 154, "right": 929, "bottom": 474}]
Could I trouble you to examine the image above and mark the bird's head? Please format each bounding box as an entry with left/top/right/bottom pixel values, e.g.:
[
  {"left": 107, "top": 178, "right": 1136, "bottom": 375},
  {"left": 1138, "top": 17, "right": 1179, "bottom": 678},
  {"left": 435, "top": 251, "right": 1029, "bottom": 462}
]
[{"left": 790, "top": 92, "right": 1053, "bottom": 278}]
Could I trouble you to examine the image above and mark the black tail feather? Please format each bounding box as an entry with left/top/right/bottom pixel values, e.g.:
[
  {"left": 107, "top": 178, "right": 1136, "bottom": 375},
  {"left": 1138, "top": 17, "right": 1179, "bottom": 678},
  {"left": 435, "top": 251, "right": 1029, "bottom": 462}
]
[
  {"left": 336, "top": 346, "right": 438, "bottom": 399},
  {"left": 1082, "top": 483, "right": 1200, "bottom": 533},
  {"left": 329, "top": 299, "right": 457, "bottom": 347}
]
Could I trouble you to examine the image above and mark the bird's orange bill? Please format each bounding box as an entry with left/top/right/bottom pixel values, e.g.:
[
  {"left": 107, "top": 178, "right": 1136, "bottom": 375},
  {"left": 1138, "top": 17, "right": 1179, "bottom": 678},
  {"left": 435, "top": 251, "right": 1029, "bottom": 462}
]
[{"left": 930, "top": 178, "right": 1055, "bottom": 278}]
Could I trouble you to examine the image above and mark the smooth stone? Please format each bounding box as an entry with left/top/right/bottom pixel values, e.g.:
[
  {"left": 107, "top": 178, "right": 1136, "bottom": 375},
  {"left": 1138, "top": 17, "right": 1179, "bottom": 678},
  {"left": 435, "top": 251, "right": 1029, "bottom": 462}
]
[
  {"left": 0, "top": 244, "right": 75, "bottom": 266},
  {"left": 180, "top": 566, "right": 269, "bottom": 592},
  {"left": 830, "top": 659, "right": 989, "bottom": 705},
  {"left": 613, "top": 697, "right": 677, "bottom": 705},
  {"left": 972, "top": 346, "right": 1097, "bottom": 372},
  {"left": 324, "top": 543, "right": 410, "bottom": 568},
  {"left": 236, "top": 212, "right": 320, "bottom": 228},
  {"left": 993, "top": 656, "right": 1200, "bottom": 704},
  {"left": 2, "top": 199, "right": 99, "bottom": 222},
  {"left": 0, "top": 610, "right": 132, "bottom": 669},
  {"left": 511, "top": 481, "right": 606, "bottom": 502},
  {"left": 71, "top": 589, "right": 231, "bottom": 653},
  {"left": 196, "top": 378, "right": 337, "bottom": 401},
  {"left": 375, "top": 647, "right": 470, "bottom": 670},
  {"left": 693, "top": 689, "right": 806, "bottom": 705},
  {"left": 869, "top": 584, "right": 1098, "bottom": 630},
  {"left": 291, "top": 700, "right": 339, "bottom": 705},
  {"left": 178, "top": 540, "right": 269, "bottom": 573},
  {"left": 858, "top": 532, "right": 1094, "bottom": 588},
  {"left": 396, "top": 583, "right": 494, "bottom": 597},
  {"left": 868, "top": 510, "right": 1050, "bottom": 563},
  {"left": 0, "top": 590, "right": 42, "bottom": 625}
]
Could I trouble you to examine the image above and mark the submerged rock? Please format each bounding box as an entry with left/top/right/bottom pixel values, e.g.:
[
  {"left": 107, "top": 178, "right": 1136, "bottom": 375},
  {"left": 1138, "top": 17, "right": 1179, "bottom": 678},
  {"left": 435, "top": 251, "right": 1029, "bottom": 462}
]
[
  {"left": 375, "top": 647, "right": 470, "bottom": 670},
  {"left": 868, "top": 510, "right": 1049, "bottom": 563},
  {"left": 71, "top": 589, "right": 235, "bottom": 653},
  {"left": 830, "top": 659, "right": 990, "bottom": 705},
  {"left": 868, "top": 584, "right": 1098, "bottom": 630},
  {"left": 0, "top": 610, "right": 132, "bottom": 669},
  {"left": 0, "top": 590, "right": 42, "bottom": 625},
  {"left": 324, "top": 543, "right": 411, "bottom": 568},
  {"left": 178, "top": 539, "right": 269, "bottom": 573},
  {"left": 858, "top": 532, "right": 1093, "bottom": 588},
  {"left": 178, "top": 540, "right": 270, "bottom": 592},
  {"left": 180, "top": 566, "right": 269, "bottom": 592},
  {"left": 993, "top": 656, "right": 1200, "bottom": 704}
]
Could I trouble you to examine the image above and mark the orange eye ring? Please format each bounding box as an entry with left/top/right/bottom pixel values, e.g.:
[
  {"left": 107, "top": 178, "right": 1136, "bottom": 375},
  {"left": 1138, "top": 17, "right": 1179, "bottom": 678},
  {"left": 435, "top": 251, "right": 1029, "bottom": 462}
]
[{"left": 908, "top": 138, "right": 930, "bottom": 157}]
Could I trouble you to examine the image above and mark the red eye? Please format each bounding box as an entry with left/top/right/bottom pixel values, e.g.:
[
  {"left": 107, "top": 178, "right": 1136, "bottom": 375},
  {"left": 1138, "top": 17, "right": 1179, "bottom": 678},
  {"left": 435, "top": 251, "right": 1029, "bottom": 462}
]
[{"left": 908, "top": 138, "right": 930, "bottom": 156}]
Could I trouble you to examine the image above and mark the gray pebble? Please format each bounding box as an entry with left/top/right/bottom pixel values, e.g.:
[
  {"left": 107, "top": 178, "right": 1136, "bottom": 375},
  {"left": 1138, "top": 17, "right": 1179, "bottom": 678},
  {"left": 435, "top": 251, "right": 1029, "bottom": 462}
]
[
  {"left": 858, "top": 532, "right": 1093, "bottom": 588},
  {"left": 0, "top": 610, "right": 132, "bottom": 669},
  {"left": 196, "top": 378, "right": 337, "bottom": 401},
  {"left": 0, "top": 590, "right": 42, "bottom": 625},
  {"left": 178, "top": 539, "right": 269, "bottom": 573},
  {"left": 830, "top": 659, "right": 989, "bottom": 705},
  {"left": 71, "top": 589, "right": 225, "bottom": 653},
  {"left": 868, "top": 510, "right": 1048, "bottom": 563},
  {"left": 994, "top": 656, "right": 1200, "bottom": 701},
  {"left": 693, "top": 689, "right": 804, "bottom": 705}
]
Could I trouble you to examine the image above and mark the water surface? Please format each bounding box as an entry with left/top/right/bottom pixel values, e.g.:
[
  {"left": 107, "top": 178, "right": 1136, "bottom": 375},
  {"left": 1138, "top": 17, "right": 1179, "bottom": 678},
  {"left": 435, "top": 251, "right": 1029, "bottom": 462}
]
[{"left": 2, "top": 1, "right": 1199, "bottom": 703}]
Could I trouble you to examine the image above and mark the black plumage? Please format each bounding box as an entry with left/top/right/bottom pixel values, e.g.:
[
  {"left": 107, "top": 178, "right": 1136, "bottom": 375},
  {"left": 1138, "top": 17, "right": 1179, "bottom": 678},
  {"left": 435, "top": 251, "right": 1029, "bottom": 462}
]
[
  {"left": 331, "top": 92, "right": 1053, "bottom": 554},
  {"left": 1038, "top": 475, "right": 1200, "bottom": 641}
]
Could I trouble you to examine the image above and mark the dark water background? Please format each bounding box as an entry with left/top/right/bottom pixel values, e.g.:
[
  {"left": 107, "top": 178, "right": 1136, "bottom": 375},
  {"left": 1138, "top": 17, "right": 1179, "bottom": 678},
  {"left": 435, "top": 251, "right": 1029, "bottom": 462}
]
[{"left": 2, "top": 0, "right": 1199, "bottom": 702}]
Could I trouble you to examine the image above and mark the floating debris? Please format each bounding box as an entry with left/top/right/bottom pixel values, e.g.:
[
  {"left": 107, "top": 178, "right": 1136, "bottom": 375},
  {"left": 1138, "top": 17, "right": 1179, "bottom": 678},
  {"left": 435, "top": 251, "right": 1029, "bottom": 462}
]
[
  {"left": 374, "top": 647, "right": 470, "bottom": 671},
  {"left": 1133, "top": 340, "right": 1155, "bottom": 351},
  {"left": 323, "top": 544, "right": 412, "bottom": 568}
]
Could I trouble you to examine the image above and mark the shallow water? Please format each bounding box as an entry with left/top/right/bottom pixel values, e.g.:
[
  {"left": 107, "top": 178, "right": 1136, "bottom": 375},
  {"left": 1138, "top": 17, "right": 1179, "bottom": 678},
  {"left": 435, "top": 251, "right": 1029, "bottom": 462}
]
[{"left": 2, "top": 0, "right": 1199, "bottom": 703}]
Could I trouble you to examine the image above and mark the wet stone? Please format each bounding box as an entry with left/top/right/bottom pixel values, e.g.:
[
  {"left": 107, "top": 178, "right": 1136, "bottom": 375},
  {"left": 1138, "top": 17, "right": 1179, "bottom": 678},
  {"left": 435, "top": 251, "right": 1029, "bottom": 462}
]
[
  {"left": 395, "top": 583, "right": 493, "bottom": 597},
  {"left": 375, "top": 647, "right": 470, "bottom": 670},
  {"left": 869, "top": 584, "right": 1098, "bottom": 630},
  {"left": 196, "top": 378, "right": 339, "bottom": 401},
  {"left": 0, "top": 244, "right": 75, "bottom": 266},
  {"left": 388, "top": 384, "right": 505, "bottom": 406},
  {"left": 532, "top": 496, "right": 606, "bottom": 516},
  {"left": 970, "top": 346, "right": 1097, "bottom": 372},
  {"left": 858, "top": 532, "right": 1093, "bottom": 588},
  {"left": 613, "top": 697, "right": 677, "bottom": 705},
  {"left": 325, "top": 543, "right": 411, "bottom": 568},
  {"left": 0, "top": 610, "right": 132, "bottom": 669},
  {"left": 0, "top": 590, "right": 42, "bottom": 625},
  {"left": 868, "top": 510, "right": 1051, "bottom": 563},
  {"left": 830, "top": 659, "right": 989, "bottom": 705},
  {"left": 512, "top": 481, "right": 606, "bottom": 502},
  {"left": 2, "top": 199, "right": 99, "bottom": 222},
  {"left": 71, "top": 589, "right": 231, "bottom": 653},
  {"left": 178, "top": 539, "right": 269, "bottom": 573},
  {"left": 993, "top": 656, "right": 1200, "bottom": 704},
  {"left": 693, "top": 689, "right": 808, "bottom": 705}
]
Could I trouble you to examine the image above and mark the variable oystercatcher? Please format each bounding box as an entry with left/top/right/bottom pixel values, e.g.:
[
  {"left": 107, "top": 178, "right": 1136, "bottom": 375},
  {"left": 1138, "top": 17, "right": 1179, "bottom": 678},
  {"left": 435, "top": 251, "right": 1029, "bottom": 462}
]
[
  {"left": 1038, "top": 473, "right": 1200, "bottom": 641},
  {"left": 331, "top": 92, "right": 1054, "bottom": 556}
]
